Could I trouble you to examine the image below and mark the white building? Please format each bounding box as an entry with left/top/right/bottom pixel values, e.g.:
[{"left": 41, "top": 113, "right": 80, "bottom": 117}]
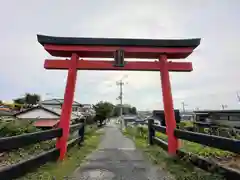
[
  {"left": 15, "top": 99, "right": 85, "bottom": 128},
  {"left": 40, "top": 99, "right": 84, "bottom": 114},
  {"left": 82, "top": 104, "right": 96, "bottom": 117}
]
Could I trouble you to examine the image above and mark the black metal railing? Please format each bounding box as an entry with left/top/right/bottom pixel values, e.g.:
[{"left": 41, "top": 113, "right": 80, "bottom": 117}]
[
  {"left": 0, "top": 123, "right": 84, "bottom": 180},
  {"left": 0, "top": 128, "right": 62, "bottom": 153},
  {"left": 174, "top": 129, "right": 240, "bottom": 154},
  {"left": 147, "top": 119, "right": 240, "bottom": 179}
]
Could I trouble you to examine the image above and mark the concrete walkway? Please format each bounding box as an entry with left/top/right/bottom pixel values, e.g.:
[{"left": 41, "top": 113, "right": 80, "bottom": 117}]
[{"left": 70, "top": 121, "right": 171, "bottom": 180}]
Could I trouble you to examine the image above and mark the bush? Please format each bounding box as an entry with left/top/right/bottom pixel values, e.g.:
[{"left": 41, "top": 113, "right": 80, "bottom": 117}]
[
  {"left": 0, "top": 119, "right": 39, "bottom": 137},
  {"left": 178, "top": 121, "right": 194, "bottom": 131},
  {"left": 136, "top": 126, "right": 148, "bottom": 139},
  {"left": 85, "top": 115, "right": 95, "bottom": 125},
  {"left": 0, "top": 119, "right": 55, "bottom": 167},
  {"left": 127, "top": 126, "right": 235, "bottom": 160},
  {"left": 124, "top": 127, "right": 225, "bottom": 180}
]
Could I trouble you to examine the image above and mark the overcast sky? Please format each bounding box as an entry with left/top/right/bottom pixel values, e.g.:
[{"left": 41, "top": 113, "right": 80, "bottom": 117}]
[{"left": 0, "top": 0, "right": 240, "bottom": 111}]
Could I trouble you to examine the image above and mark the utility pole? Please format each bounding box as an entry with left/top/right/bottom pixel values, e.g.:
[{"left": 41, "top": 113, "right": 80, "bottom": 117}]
[
  {"left": 116, "top": 74, "right": 128, "bottom": 116},
  {"left": 116, "top": 75, "right": 128, "bottom": 130},
  {"left": 116, "top": 79, "right": 125, "bottom": 130},
  {"left": 116, "top": 80, "right": 124, "bottom": 117}
]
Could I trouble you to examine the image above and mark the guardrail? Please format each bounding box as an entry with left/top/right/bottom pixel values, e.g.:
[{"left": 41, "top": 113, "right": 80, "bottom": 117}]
[
  {"left": 147, "top": 119, "right": 240, "bottom": 180},
  {"left": 174, "top": 129, "right": 240, "bottom": 154},
  {"left": 148, "top": 120, "right": 240, "bottom": 154},
  {"left": 0, "top": 128, "right": 62, "bottom": 153},
  {"left": 0, "top": 123, "right": 84, "bottom": 180}
]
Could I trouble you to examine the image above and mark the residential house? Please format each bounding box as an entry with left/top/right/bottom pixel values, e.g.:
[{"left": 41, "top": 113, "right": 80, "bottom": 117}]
[
  {"left": 152, "top": 110, "right": 181, "bottom": 126},
  {"left": 180, "top": 111, "right": 195, "bottom": 121},
  {"left": 40, "top": 99, "right": 84, "bottom": 115},
  {"left": 14, "top": 99, "right": 85, "bottom": 129},
  {"left": 0, "top": 107, "right": 14, "bottom": 121},
  {"left": 82, "top": 104, "right": 96, "bottom": 117},
  {"left": 193, "top": 110, "right": 240, "bottom": 128}
]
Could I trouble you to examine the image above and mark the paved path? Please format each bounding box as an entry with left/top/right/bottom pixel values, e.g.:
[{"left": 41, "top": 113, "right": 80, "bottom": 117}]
[{"left": 70, "top": 120, "right": 171, "bottom": 180}]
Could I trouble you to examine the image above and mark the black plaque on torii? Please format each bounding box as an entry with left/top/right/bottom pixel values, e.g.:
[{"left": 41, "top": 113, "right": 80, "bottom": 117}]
[{"left": 113, "top": 49, "right": 125, "bottom": 67}]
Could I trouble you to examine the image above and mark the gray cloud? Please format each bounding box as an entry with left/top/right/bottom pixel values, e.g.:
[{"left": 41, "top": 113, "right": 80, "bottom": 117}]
[{"left": 0, "top": 0, "right": 240, "bottom": 111}]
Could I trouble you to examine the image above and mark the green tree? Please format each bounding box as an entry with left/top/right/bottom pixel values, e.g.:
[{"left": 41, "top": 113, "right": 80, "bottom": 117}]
[
  {"left": 113, "top": 104, "right": 137, "bottom": 116},
  {"left": 93, "top": 101, "right": 114, "bottom": 126},
  {"left": 0, "top": 100, "right": 2, "bottom": 105},
  {"left": 13, "top": 93, "right": 41, "bottom": 108},
  {"left": 113, "top": 104, "right": 121, "bottom": 116},
  {"left": 13, "top": 97, "right": 25, "bottom": 105},
  {"left": 130, "top": 107, "right": 137, "bottom": 114},
  {"left": 25, "top": 93, "right": 41, "bottom": 105}
]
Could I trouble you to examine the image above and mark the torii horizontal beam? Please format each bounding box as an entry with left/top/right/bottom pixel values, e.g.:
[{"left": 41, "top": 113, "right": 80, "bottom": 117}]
[
  {"left": 44, "top": 45, "right": 194, "bottom": 59},
  {"left": 44, "top": 59, "right": 193, "bottom": 72}
]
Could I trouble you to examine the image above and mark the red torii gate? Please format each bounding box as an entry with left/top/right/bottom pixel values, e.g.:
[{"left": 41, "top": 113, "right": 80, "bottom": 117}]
[{"left": 37, "top": 35, "right": 200, "bottom": 160}]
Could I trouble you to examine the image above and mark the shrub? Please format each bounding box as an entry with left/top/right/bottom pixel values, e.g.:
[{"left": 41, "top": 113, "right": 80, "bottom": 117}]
[
  {"left": 0, "top": 119, "right": 55, "bottom": 167},
  {"left": 178, "top": 121, "right": 194, "bottom": 131},
  {"left": 0, "top": 119, "right": 39, "bottom": 137}
]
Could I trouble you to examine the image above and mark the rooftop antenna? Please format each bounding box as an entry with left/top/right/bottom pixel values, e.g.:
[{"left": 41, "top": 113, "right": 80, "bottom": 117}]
[
  {"left": 221, "top": 104, "right": 228, "bottom": 110},
  {"left": 236, "top": 91, "right": 240, "bottom": 103},
  {"left": 195, "top": 107, "right": 200, "bottom": 111},
  {"left": 181, "top": 101, "right": 188, "bottom": 112}
]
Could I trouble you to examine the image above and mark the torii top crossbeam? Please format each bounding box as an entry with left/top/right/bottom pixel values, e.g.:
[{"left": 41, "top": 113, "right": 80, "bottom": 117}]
[
  {"left": 37, "top": 35, "right": 200, "bottom": 72},
  {"left": 37, "top": 35, "right": 200, "bottom": 58}
]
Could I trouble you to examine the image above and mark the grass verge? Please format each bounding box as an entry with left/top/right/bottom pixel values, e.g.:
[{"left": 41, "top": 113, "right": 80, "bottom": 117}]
[
  {"left": 0, "top": 122, "right": 87, "bottom": 169},
  {"left": 155, "top": 132, "right": 233, "bottom": 158},
  {"left": 19, "top": 125, "right": 103, "bottom": 180},
  {"left": 123, "top": 127, "right": 225, "bottom": 180},
  {"left": 0, "top": 120, "right": 55, "bottom": 168},
  {"left": 155, "top": 131, "right": 240, "bottom": 170},
  {"left": 130, "top": 125, "right": 239, "bottom": 170}
]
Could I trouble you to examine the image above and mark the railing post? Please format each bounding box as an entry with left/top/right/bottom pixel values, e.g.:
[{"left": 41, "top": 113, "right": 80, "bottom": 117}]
[
  {"left": 78, "top": 123, "right": 85, "bottom": 145},
  {"left": 148, "top": 118, "right": 155, "bottom": 145}
]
